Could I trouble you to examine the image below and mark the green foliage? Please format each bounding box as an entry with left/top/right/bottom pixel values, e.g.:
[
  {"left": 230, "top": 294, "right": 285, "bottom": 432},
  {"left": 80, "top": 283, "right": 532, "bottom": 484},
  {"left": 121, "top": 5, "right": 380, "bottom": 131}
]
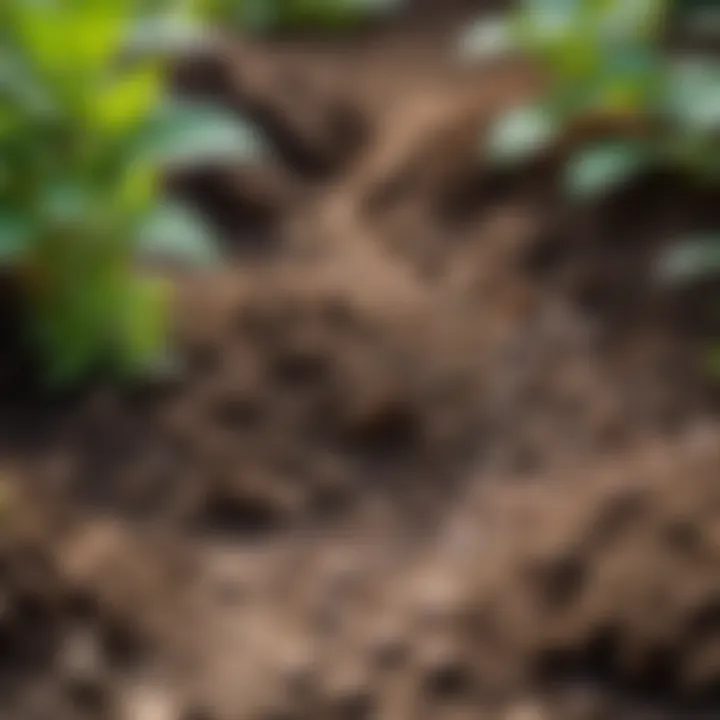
[
  {"left": 486, "top": 104, "right": 560, "bottom": 164},
  {"left": 657, "top": 235, "right": 720, "bottom": 284},
  {"left": 465, "top": 0, "right": 720, "bottom": 284},
  {"left": 0, "top": 0, "right": 266, "bottom": 385},
  {"left": 467, "top": 0, "right": 720, "bottom": 183},
  {"left": 470, "top": 0, "right": 671, "bottom": 173},
  {"left": 563, "top": 139, "right": 654, "bottom": 198}
]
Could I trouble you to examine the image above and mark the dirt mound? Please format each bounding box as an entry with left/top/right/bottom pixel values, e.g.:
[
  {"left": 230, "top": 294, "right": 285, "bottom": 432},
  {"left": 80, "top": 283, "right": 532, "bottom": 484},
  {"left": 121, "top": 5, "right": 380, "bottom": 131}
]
[
  {"left": 469, "top": 428, "right": 720, "bottom": 710},
  {"left": 0, "top": 479, "right": 194, "bottom": 719},
  {"left": 123, "top": 430, "right": 720, "bottom": 720}
]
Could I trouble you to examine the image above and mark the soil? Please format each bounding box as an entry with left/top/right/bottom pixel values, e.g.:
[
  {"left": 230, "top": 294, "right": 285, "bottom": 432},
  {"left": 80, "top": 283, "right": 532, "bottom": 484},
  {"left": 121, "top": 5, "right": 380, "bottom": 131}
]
[{"left": 3, "top": 4, "right": 720, "bottom": 719}]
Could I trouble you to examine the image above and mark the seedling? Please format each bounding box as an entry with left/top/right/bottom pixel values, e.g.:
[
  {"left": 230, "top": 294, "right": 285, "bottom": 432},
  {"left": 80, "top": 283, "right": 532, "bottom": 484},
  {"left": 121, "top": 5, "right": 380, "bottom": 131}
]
[
  {"left": 0, "top": 0, "right": 266, "bottom": 385},
  {"left": 462, "top": 0, "right": 720, "bottom": 283}
]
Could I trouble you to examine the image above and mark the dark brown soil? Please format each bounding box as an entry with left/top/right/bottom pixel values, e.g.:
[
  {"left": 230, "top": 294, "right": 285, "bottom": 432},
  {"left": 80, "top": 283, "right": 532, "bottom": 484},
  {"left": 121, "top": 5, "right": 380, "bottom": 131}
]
[{"left": 2, "top": 6, "right": 720, "bottom": 719}]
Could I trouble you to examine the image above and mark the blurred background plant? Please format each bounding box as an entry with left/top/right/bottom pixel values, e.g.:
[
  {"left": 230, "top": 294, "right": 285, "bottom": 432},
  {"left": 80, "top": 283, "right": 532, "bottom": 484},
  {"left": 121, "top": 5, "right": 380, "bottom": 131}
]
[
  {"left": 462, "top": 0, "right": 720, "bottom": 283},
  {"left": 0, "top": 0, "right": 266, "bottom": 386}
]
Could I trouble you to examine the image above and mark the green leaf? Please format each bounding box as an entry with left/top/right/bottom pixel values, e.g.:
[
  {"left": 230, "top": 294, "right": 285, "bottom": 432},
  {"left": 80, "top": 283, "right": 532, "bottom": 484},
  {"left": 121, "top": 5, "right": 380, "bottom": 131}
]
[
  {"left": 125, "top": 15, "right": 212, "bottom": 59},
  {"left": 599, "top": 0, "right": 666, "bottom": 43},
  {"left": 518, "top": 0, "right": 578, "bottom": 46},
  {"left": 597, "top": 46, "right": 662, "bottom": 112},
  {"left": 0, "top": 0, "right": 217, "bottom": 385},
  {"left": 0, "top": 48, "right": 56, "bottom": 117},
  {"left": 90, "top": 67, "right": 161, "bottom": 134},
  {"left": 138, "top": 201, "right": 220, "bottom": 267},
  {"left": 13, "top": 6, "right": 71, "bottom": 76},
  {"left": 36, "top": 281, "right": 105, "bottom": 388},
  {"left": 485, "top": 105, "right": 560, "bottom": 165},
  {"left": 564, "top": 141, "right": 653, "bottom": 199},
  {"left": 65, "top": 7, "right": 127, "bottom": 73},
  {"left": 657, "top": 235, "right": 720, "bottom": 285},
  {"left": 39, "top": 182, "right": 90, "bottom": 226},
  {"left": 141, "top": 102, "right": 267, "bottom": 170},
  {"left": 0, "top": 209, "right": 32, "bottom": 263},
  {"left": 117, "top": 276, "right": 170, "bottom": 372},
  {"left": 664, "top": 59, "right": 720, "bottom": 131},
  {"left": 458, "top": 16, "right": 515, "bottom": 60}
]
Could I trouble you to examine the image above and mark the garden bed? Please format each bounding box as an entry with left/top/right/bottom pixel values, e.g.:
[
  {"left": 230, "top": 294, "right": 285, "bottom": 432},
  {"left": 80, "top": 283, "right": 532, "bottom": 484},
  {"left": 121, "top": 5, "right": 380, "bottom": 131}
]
[{"left": 2, "top": 4, "right": 720, "bottom": 718}]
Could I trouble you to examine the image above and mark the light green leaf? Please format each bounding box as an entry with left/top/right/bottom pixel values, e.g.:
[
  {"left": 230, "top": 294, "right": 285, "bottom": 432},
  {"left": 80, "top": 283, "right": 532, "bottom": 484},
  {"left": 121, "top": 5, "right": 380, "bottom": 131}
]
[
  {"left": 564, "top": 141, "right": 653, "bottom": 199},
  {"left": 657, "top": 236, "right": 720, "bottom": 285},
  {"left": 66, "top": 8, "right": 127, "bottom": 73},
  {"left": 91, "top": 67, "right": 162, "bottom": 134},
  {"left": 13, "top": 7, "right": 70, "bottom": 76},
  {"left": 125, "top": 15, "right": 212, "bottom": 59},
  {"left": 117, "top": 276, "right": 170, "bottom": 371},
  {"left": 600, "top": 0, "right": 666, "bottom": 43},
  {"left": 664, "top": 59, "right": 720, "bottom": 131},
  {"left": 597, "top": 46, "right": 662, "bottom": 112},
  {"left": 40, "top": 183, "right": 90, "bottom": 226},
  {"left": 0, "top": 210, "right": 32, "bottom": 263},
  {"left": 138, "top": 201, "right": 220, "bottom": 267},
  {"left": 517, "top": 0, "right": 579, "bottom": 49},
  {"left": 486, "top": 105, "right": 559, "bottom": 165},
  {"left": 142, "top": 102, "right": 267, "bottom": 170},
  {"left": 458, "top": 16, "right": 516, "bottom": 60}
]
